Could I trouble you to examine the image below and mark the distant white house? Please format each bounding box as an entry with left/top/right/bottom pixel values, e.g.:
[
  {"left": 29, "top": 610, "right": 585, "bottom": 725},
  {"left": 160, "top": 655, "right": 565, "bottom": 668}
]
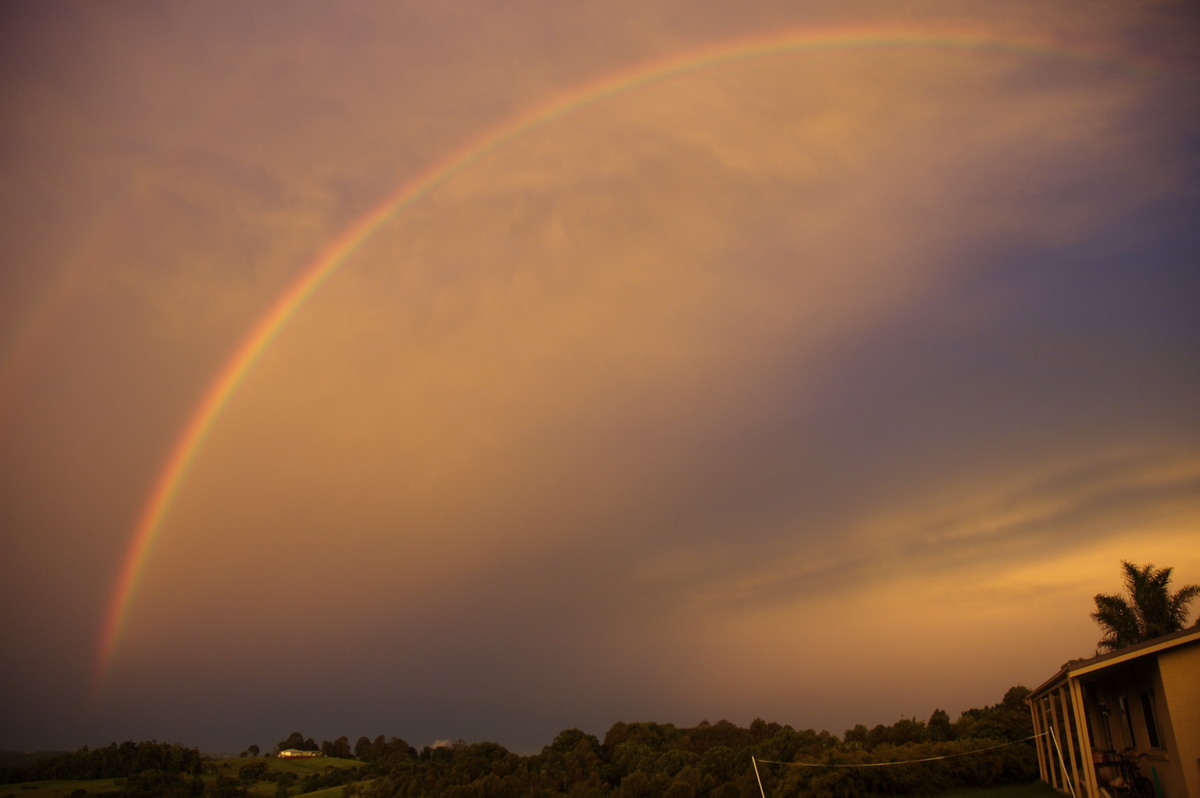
[{"left": 277, "top": 748, "right": 324, "bottom": 758}]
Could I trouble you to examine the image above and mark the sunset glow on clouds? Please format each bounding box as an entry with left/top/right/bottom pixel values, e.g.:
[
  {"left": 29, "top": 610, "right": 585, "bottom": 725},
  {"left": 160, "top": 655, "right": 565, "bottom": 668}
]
[{"left": 1, "top": 0, "right": 1198, "bottom": 754}]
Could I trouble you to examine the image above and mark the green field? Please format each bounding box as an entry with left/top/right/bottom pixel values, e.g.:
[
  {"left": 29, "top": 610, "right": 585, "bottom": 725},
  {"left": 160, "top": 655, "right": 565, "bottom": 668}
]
[
  {"left": 938, "top": 783, "right": 1061, "bottom": 798},
  {"left": 3, "top": 757, "right": 1054, "bottom": 798},
  {"left": 296, "top": 788, "right": 358, "bottom": 798},
  {"left": 1, "top": 779, "right": 1058, "bottom": 798},
  {"left": 211, "top": 755, "right": 364, "bottom": 796}
]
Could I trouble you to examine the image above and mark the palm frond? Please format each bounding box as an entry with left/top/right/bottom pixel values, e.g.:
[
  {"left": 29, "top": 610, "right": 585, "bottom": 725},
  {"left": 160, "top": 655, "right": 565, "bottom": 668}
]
[{"left": 1093, "top": 561, "right": 1199, "bottom": 650}]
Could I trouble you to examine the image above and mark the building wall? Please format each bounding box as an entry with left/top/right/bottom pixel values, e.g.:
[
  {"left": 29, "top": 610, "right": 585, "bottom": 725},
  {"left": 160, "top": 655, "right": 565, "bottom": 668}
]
[
  {"left": 1159, "top": 644, "right": 1200, "bottom": 798},
  {"left": 1030, "top": 634, "right": 1200, "bottom": 798},
  {"left": 1076, "top": 649, "right": 1199, "bottom": 798}
]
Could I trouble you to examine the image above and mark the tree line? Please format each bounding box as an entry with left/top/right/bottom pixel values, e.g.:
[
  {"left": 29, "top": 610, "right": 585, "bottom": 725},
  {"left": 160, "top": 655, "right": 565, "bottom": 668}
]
[
  {"left": 0, "top": 690, "right": 1035, "bottom": 797},
  {"left": 266, "top": 687, "right": 1036, "bottom": 798},
  {"left": 0, "top": 739, "right": 203, "bottom": 783}
]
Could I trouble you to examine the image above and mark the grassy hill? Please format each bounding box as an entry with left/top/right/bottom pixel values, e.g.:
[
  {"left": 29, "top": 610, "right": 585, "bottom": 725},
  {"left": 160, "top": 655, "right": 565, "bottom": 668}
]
[
  {"left": 211, "top": 755, "right": 365, "bottom": 796},
  {"left": 939, "top": 784, "right": 1059, "bottom": 798}
]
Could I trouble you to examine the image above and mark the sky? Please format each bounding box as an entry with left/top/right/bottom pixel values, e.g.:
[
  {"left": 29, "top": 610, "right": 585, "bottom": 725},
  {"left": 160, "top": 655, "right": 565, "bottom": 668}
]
[{"left": 1, "top": 0, "right": 1199, "bottom": 757}]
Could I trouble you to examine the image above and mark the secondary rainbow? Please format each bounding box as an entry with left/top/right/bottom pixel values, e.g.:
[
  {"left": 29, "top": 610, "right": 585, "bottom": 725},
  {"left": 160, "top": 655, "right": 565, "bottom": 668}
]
[
  {"left": 0, "top": 205, "right": 133, "bottom": 423},
  {"left": 92, "top": 23, "right": 1181, "bottom": 694}
]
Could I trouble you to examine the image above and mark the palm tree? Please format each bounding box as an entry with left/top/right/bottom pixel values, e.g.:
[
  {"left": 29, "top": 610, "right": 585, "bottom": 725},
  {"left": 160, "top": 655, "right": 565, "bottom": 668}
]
[{"left": 1091, "top": 560, "right": 1200, "bottom": 652}]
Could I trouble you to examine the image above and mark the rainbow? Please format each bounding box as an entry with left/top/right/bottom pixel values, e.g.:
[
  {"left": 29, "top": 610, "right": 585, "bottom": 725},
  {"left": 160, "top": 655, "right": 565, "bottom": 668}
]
[{"left": 91, "top": 23, "right": 1184, "bottom": 694}]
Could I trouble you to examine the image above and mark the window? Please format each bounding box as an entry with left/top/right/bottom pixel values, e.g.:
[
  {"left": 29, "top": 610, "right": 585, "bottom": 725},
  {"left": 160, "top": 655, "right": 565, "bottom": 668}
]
[
  {"left": 1140, "top": 690, "right": 1163, "bottom": 749},
  {"left": 1084, "top": 686, "right": 1114, "bottom": 750},
  {"left": 1118, "top": 695, "right": 1136, "bottom": 748}
]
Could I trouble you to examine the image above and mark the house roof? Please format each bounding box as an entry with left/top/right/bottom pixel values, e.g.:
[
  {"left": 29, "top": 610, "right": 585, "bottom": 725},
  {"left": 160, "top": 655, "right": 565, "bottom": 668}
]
[{"left": 1028, "top": 625, "right": 1200, "bottom": 699}]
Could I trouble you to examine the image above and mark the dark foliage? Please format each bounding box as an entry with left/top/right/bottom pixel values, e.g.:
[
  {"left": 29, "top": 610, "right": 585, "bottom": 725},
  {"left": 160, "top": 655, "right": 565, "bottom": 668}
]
[
  {"left": 0, "top": 750, "right": 68, "bottom": 769},
  {"left": 299, "top": 763, "right": 364, "bottom": 793},
  {"left": 775, "top": 739, "right": 1037, "bottom": 797},
  {"left": 119, "top": 769, "right": 207, "bottom": 797},
  {"left": 339, "top": 686, "right": 1037, "bottom": 798},
  {"left": 0, "top": 740, "right": 204, "bottom": 784},
  {"left": 276, "top": 732, "right": 320, "bottom": 753}
]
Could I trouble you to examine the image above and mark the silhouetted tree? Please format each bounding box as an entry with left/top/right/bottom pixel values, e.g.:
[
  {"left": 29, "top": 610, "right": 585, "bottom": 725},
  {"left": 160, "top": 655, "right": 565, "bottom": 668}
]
[
  {"left": 238, "top": 760, "right": 268, "bottom": 780},
  {"left": 1092, "top": 560, "right": 1199, "bottom": 651},
  {"left": 277, "top": 732, "right": 306, "bottom": 753},
  {"left": 328, "top": 736, "right": 351, "bottom": 759},
  {"left": 843, "top": 724, "right": 870, "bottom": 749},
  {"left": 928, "top": 709, "right": 954, "bottom": 742},
  {"left": 953, "top": 686, "right": 1033, "bottom": 742},
  {"left": 887, "top": 718, "right": 926, "bottom": 746}
]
